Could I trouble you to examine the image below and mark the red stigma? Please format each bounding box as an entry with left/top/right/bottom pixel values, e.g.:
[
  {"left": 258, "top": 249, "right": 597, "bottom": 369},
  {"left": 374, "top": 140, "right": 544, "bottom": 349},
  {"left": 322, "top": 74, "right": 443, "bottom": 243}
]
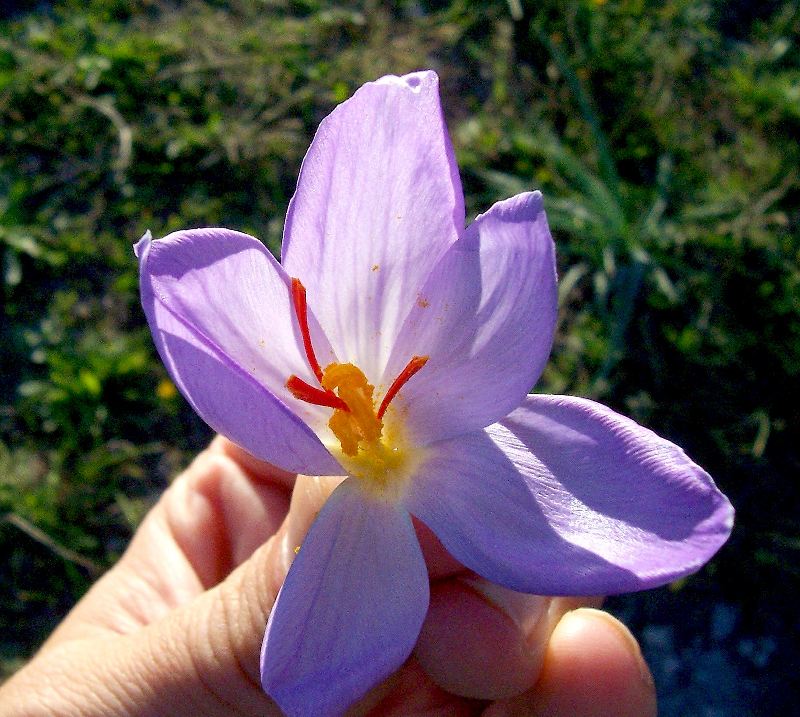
[
  {"left": 287, "top": 277, "right": 350, "bottom": 412},
  {"left": 291, "top": 277, "right": 324, "bottom": 384},
  {"left": 377, "top": 356, "right": 429, "bottom": 420},
  {"left": 286, "top": 375, "right": 350, "bottom": 412}
]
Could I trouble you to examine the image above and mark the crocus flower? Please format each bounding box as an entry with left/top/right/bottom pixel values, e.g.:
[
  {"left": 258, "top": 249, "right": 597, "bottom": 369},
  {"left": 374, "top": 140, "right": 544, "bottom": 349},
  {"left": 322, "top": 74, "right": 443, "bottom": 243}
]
[{"left": 136, "top": 70, "right": 733, "bottom": 717}]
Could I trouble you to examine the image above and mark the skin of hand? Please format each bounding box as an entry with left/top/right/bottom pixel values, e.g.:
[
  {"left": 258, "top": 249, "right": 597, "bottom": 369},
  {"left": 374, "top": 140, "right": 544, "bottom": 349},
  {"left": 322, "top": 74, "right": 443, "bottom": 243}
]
[{"left": 0, "top": 437, "right": 657, "bottom": 717}]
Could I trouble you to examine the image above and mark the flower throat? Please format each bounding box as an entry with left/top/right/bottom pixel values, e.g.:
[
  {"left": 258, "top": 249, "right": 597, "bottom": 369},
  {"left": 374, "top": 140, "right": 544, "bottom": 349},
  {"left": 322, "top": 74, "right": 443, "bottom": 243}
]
[{"left": 285, "top": 278, "right": 427, "bottom": 478}]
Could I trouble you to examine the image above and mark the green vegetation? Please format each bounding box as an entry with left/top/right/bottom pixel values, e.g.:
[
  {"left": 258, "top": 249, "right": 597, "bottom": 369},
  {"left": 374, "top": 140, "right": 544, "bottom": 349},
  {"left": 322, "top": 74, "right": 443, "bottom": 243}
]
[{"left": 1, "top": 0, "right": 798, "bottom": 703}]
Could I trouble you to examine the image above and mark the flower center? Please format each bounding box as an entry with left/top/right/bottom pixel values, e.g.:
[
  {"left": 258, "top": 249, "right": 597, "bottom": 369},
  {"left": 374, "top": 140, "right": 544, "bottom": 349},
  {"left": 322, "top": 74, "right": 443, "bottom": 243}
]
[{"left": 285, "top": 278, "right": 428, "bottom": 494}]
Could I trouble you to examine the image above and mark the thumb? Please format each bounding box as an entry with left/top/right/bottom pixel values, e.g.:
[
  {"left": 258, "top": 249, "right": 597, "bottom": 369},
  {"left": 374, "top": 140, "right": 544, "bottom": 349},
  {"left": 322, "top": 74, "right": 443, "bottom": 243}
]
[
  {"left": 0, "top": 474, "right": 340, "bottom": 717},
  {"left": 127, "top": 474, "right": 342, "bottom": 715}
]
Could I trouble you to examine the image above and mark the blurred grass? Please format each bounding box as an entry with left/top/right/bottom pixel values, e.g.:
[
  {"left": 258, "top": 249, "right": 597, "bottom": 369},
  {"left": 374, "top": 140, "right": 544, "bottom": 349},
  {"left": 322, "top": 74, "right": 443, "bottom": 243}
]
[{"left": 0, "top": 0, "right": 798, "bottom": 701}]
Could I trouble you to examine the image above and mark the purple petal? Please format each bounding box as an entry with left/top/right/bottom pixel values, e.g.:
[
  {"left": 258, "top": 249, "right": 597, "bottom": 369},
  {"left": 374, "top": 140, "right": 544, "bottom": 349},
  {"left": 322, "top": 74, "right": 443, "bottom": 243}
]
[
  {"left": 406, "top": 394, "right": 733, "bottom": 595},
  {"left": 137, "top": 230, "right": 340, "bottom": 474},
  {"left": 281, "top": 71, "right": 464, "bottom": 383},
  {"left": 383, "top": 192, "right": 557, "bottom": 445},
  {"left": 261, "top": 480, "right": 429, "bottom": 716}
]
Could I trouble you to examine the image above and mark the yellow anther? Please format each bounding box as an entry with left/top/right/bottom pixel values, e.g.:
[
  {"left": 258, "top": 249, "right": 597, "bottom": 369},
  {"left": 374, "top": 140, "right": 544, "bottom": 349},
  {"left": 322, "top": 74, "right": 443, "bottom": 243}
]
[
  {"left": 319, "top": 362, "right": 418, "bottom": 499},
  {"left": 322, "top": 363, "right": 382, "bottom": 456}
]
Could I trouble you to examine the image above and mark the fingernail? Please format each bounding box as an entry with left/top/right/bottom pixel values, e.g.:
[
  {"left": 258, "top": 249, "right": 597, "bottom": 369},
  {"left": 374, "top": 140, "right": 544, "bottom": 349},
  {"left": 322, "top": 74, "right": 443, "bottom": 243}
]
[
  {"left": 276, "top": 474, "right": 344, "bottom": 577},
  {"left": 416, "top": 578, "right": 548, "bottom": 700},
  {"left": 460, "top": 577, "right": 550, "bottom": 649},
  {"left": 577, "top": 608, "right": 655, "bottom": 689}
]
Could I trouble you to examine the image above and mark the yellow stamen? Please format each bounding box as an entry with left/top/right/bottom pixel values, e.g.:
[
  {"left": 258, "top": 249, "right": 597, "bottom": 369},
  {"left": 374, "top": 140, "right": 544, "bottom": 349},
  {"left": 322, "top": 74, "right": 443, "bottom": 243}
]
[
  {"left": 321, "top": 363, "right": 382, "bottom": 456},
  {"left": 319, "top": 362, "right": 421, "bottom": 499}
]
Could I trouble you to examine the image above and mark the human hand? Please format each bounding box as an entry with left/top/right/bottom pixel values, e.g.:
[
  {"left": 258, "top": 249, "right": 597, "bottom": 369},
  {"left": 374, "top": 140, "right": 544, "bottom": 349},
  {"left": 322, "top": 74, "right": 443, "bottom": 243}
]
[{"left": 0, "top": 437, "right": 656, "bottom": 716}]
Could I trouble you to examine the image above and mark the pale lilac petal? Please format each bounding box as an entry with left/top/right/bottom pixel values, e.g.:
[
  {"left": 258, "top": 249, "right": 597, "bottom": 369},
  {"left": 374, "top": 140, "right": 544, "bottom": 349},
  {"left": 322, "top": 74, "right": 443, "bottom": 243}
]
[
  {"left": 281, "top": 71, "right": 464, "bottom": 382},
  {"left": 261, "top": 480, "right": 429, "bottom": 717},
  {"left": 383, "top": 192, "right": 557, "bottom": 445},
  {"left": 406, "top": 394, "right": 733, "bottom": 594},
  {"left": 137, "top": 230, "right": 340, "bottom": 474}
]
